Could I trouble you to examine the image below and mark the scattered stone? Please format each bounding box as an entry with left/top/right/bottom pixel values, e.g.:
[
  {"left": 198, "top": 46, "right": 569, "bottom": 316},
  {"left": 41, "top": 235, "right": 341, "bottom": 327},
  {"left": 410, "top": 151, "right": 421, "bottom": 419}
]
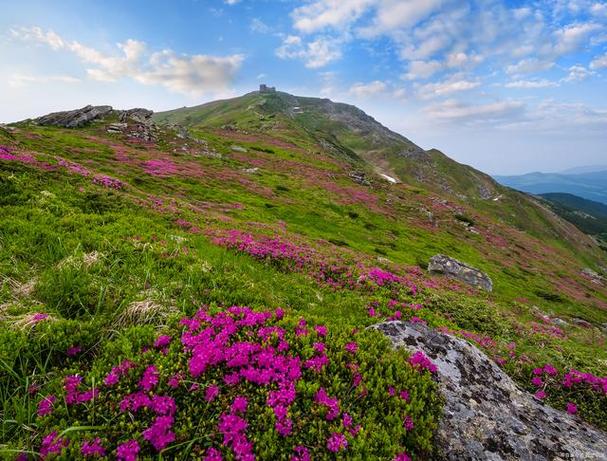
[
  {"left": 581, "top": 268, "right": 604, "bottom": 285},
  {"left": 371, "top": 320, "right": 607, "bottom": 461},
  {"left": 551, "top": 317, "right": 569, "bottom": 327},
  {"left": 243, "top": 167, "right": 260, "bottom": 174},
  {"left": 348, "top": 171, "right": 370, "bottom": 186},
  {"left": 428, "top": 254, "right": 493, "bottom": 291},
  {"left": 571, "top": 318, "right": 593, "bottom": 329},
  {"left": 231, "top": 145, "right": 248, "bottom": 153},
  {"left": 35, "top": 105, "right": 113, "bottom": 128},
  {"left": 107, "top": 123, "right": 128, "bottom": 134}
]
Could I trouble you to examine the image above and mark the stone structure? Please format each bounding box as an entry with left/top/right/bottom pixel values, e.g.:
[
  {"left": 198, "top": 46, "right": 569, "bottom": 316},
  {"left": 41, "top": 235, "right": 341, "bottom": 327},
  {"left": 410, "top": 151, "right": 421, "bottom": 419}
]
[{"left": 259, "top": 84, "right": 276, "bottom": 93}]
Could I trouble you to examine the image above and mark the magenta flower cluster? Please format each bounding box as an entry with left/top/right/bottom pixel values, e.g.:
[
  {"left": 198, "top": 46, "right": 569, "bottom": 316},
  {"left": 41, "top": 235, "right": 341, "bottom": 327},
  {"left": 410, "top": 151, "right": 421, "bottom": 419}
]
[{"left": 408, "top": 351, "right": 438, "bottom": 374}]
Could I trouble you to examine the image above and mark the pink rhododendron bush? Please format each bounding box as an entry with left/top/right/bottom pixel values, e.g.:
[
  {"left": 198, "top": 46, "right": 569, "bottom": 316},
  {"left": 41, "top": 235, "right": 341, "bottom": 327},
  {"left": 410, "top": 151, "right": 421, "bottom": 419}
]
[{"left": 26, "top": 306, "right": 441, "bottom": 460}]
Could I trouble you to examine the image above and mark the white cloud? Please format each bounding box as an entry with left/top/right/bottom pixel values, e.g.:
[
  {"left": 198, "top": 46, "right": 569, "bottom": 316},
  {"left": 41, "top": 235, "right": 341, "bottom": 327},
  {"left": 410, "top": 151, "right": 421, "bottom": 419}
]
[
  {"left": 506, "top": 58, "right": 555, "bottom": 75},
  {"left": 563, "top": 64, "right": 595, "bottom": 81},
  {"left": 424, "top": 99, "right": 525, "bottom": 123},
  {"left": 359, "top": 0, "right": 443, "bottom": 36},
  {"left": 10, "top": 26, "right": 243, "bottom": 96},
  {"left": 8, "top": 74, "right": 81, "bottom": 88},
  {"left": 224, "top": 0, "right": 241, "bottom": 4},
  {"left": 292, "top": 0, "right": 374, "bottom": 33},
  {"left": 276, "top": 35, "right": 342, "bottom": 68},
  {"left": 590, "top": 2, "right": 607, "bottom": 16},
  {"left": 553, "top": 22, "right": 602, "bottom": 55},
  {"left": 402, "top": 60, "right": 442, "bottom": 80},
  {"left": 250, "top": 18, "right": 271, "bottom": 34},
  {"left": 504, "top": 79, "right": 560, "bottom": 88},
  {"left": 349, "top": 80, "right": 388, "bottom": 97},
  {"left": 417, "top": 78, "right": 481, "bottom": 98},
  {"left": 590, "top": 52, "right": 607, "bottom": 68}
]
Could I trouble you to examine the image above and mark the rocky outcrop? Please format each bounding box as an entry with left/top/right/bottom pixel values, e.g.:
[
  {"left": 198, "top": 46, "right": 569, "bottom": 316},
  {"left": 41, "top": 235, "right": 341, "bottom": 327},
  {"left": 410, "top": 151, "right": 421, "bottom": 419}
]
[
  {"left": 119, "top": 108, "right": 153, "bottom": 124},
  {"left": 371, "top": 321, "right": 607, "bottom": 461},
  {"left": 428, "top": 254, "right": 493, "bottom": 291},
  {"left": 35, "top": 105, "right": 113, "bottom": 128}
]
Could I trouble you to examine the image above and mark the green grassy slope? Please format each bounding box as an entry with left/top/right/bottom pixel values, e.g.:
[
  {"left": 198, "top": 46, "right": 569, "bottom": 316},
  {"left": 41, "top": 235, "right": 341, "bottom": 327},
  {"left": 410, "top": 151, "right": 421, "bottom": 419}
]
[{"left": 0, "top": 99, "right": 606, "bottom": 458}]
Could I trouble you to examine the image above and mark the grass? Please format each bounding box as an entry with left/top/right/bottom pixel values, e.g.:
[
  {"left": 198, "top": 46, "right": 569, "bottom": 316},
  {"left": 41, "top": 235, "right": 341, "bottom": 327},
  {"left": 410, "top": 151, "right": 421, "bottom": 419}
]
[{"left": 0, "top": 109, "right": 606, "bottom": 458}]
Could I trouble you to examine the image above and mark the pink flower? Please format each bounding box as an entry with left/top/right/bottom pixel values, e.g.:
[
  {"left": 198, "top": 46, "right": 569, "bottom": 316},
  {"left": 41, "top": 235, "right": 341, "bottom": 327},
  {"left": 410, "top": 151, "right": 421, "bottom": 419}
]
[
  {"left": 32, "top": 313, "right": 49, "bottom": 323},
  {"left": 275, "top": 417, "right": 293, "bottom": 436},
  {"left": 274, "top": 308, "right": 284, "bottom": 320},
  {"left": 315, "top": 388, "right": 340, "bottom": 421},
  {"left": 143, "top": 416, "right": 176, "bottom": 451},
  {"left": 326, "top": 432, "right": 348, "bottom": 453},
  {"left": 408, "top": 351, "right": 437, "bottom": 374},
  {"left": 313, "top": 342, "right": 326, "bottom": 354},
  {"left": 566, "top": 402, "right": 578, "bottom": 414},
  {"left": 231, "top": 396, "right": 248, "bottom": 414},
  {"left": 204, "top": 447, "right": 223, "bottom": 460},
  {"left": 139, "top": 365, "right": 159, "bottom": 391},
  {"left": 344, "top": 342, "right": 358, "bottom": 354},
  {"left": 543, "top": 364, "right": 558, "bottom": 376},
  {"left": 314, "top": 325, "right": 328, "bottom": 337},
  {"left": 394, "top": 452, "right": 412, "bottom": 461},
  {"left": 168, "top": 373, "right": 182, "bottom": 388},
  {"left": 116, "top": 440, "right": 140, "bottom": 461},
  {"left": 368, "top": 307, "right": 377, "bottom": 317},
  {"left": 81, "top": 438, "right": 106, "bottom": 458},
  {"left": 66, "top": 345, "right": 82, "bottom": 357},
  {"left": 40, "top": 431, "right": 69, "bottom": 458},
  {"left": 534, "top": 389, "right": 547, "bottom": 400},
  {"left": 403, "top": 415, "right": 414, "bottom": 431},
  {"left": 342, "top": 413, "right": 353, "bottom": 428},
  {"left": 205, "top": 384, "right": 220, "bottom": 402},
  {"left": 531, "top": 376, "right": 543, "bottom": 387},
  {"left": 388, "top": 386, "right": 396, "bottom": 396},
  {"left": 37, "top": 395, "right": 56, "bottom": 417},
  {"left": 291, "top": 445, "right": 310, "bottom": 461},
  {"left": 154, "top": 335, "right": 172, "bottom": 349},
  {"left": 399, "top": 390, "right": 410, "bottom": 402}
]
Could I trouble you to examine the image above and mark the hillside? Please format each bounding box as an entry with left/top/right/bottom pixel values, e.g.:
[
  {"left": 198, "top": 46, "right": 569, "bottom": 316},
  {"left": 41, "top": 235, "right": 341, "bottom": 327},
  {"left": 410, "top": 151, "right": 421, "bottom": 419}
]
[
  {"left": 495, "top": 170, "right": 607, "bottom": 205},
  {"left": 1, "top": 93, "right": 606, "bottom": 459},
  {"left": 540, "top": 193, "right": 607, "bottom": 244}
]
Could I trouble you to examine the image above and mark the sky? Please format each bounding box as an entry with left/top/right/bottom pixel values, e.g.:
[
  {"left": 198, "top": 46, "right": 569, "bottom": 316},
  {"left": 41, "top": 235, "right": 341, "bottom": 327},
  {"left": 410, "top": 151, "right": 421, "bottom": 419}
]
[{"left": 0, "top": 0, "right": 606, "bottom": 175}]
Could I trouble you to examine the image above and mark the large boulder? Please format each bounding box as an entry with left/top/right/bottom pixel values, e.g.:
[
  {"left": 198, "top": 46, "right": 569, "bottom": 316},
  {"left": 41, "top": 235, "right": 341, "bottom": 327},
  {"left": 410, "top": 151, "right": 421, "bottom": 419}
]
[
  {"left": 428, "top": 254, "right": 493, "bottom": 291},
  {"left": 35, "top": 105, "right": 113, "bottom": 128},
  {"left": 370, "top": 321, "right": 607, "bottom": 461}
]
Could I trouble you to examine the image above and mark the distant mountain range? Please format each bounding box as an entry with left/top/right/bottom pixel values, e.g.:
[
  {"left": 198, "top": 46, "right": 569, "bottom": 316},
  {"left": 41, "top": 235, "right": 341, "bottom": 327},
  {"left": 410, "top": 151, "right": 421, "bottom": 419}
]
[{"left": 495, "top": 170, "right": 607, "bottom": 205}]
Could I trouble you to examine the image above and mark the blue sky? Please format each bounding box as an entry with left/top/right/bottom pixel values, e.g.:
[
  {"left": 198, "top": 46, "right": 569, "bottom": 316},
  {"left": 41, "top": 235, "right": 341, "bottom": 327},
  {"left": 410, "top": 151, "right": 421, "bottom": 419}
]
[{"left": 1, "top": 0, "right": 606, "bottom": 174}]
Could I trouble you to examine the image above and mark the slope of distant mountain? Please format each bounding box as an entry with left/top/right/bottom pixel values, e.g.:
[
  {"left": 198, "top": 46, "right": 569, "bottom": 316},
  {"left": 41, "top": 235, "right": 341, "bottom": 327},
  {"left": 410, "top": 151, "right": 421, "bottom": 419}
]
[
  {"left": 540, "top": 193, "right": 607, "bottom": 238},
  {"left": 495, "top": 170, "right": 607, "bottom": 205},
  {"left": 561, "top": 165, "right": 607, "bottom": 174}
]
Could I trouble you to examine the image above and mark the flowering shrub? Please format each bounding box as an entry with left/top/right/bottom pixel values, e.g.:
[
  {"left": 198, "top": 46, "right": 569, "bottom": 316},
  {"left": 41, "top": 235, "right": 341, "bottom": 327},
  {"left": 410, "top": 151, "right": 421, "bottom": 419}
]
[
  {"left": 525, "top": 362, "right": 607, "bottom": 429},
  {"left": 29, "top": 306, "right": 441, "bottom": 459},
  {"left": 143, "top": 159, "right": 178, "bottom": 177},
  {"left": 92, "top": 174, "right": 125, "bottom": 190}
]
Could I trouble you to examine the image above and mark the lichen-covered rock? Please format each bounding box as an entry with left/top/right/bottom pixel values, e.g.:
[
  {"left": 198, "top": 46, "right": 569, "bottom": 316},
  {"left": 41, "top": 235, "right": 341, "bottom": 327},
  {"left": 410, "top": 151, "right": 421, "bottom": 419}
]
[
  {"left": 35, "top": 105, "right": 113, "bottom": 128},
  {"left": 371, "top": 321, "right": 607, "bottom": 461},
  {"left": 119, "top": 108, "right": 153, "bottom": 124},
  {"left": 428, "top": 254, "right": 493, "bottom": 291}
]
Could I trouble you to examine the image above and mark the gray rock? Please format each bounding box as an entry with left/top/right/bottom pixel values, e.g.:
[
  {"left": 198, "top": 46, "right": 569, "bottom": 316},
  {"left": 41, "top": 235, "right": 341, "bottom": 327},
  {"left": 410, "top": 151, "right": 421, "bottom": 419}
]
[
  {"left": 371, "top": 321, "right": 607, "bottom": 461},
  {"left": 349, "top": 171, "right": 370, "bottom": 186},
  {"left": 581, "top": 268, "right": 604, "bottom": 285},
  {"left": 428, "top": 254, "right": 493, "bottom": 291},
  {"left": 571, "top": 318, "right": 593, "bottom": 329},
  {"left": 35, "top": 105, "right": 113, "bottom": 128},
  {"left": 119, "top": 108, "right": 153, "bottom": 124}
]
